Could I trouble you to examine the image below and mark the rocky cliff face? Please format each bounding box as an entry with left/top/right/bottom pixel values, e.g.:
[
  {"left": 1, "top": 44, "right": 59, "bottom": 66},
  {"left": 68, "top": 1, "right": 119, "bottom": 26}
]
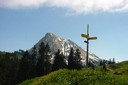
[{"left": 32, "top": 32, "right": 101, "bottom": 65}]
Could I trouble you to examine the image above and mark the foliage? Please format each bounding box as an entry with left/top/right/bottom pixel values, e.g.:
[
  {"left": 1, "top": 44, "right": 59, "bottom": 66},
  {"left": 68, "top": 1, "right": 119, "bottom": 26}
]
[
  {"left": 20, "top": 68, "right": 128, "bottom": 85},
  {"left": 68, "top": 48, "right": 83, "bottom": 70},
  {"left": 17, "top": 51, "right": 36, "bottom": 83},
  {"left": 0, "top": 52, "right": 19, "bottom": 85},
  {"left": 68, "top": 48, "right": 75, "bottom": 69},
  {"left": 108, "top": 58, "right": 116, "bottom": 64},
  {"left": 0, "top": 45, "right": 128, "bottom": 85},
  {"left": 0, "top": 42, "right": 52, "bottom": 85},
  {"left": 108, "top": 61, "right": 128, "bottom": 75},
  {"left": 74, "top": 49, "right": 83, "bottom": 70},
  {"left": 36, "top": 42, "right": 52, "bottom": 76},
  {"left": 52, "top": 49, "right": 67, "bottom": 71}
]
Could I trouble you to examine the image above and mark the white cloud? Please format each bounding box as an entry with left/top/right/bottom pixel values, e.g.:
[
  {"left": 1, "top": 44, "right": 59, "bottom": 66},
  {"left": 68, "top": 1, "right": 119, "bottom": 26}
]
[
  {"left": 0, "top": 0, "right": 47, "bottom": 8},
  {"left": 0, "top": 0, "right": 128, "bottom": 14}
]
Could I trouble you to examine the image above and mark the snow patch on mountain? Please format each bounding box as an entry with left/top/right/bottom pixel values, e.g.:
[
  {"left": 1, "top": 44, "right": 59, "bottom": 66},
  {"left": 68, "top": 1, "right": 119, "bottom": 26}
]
[{"left": 32, "top": 32, "right": 101, "bottom": 65}]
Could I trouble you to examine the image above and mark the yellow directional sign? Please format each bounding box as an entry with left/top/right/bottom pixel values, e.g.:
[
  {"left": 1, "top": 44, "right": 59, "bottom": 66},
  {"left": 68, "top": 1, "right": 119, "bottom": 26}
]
[
  {"left": 88, "top": 37, "right": 97, "bottom": 40},
  {"left": 81, "top": 24, "right": 97, "bottom": 68},
  {"left": 81, "top": 34, "right": 89, "bottom": 38}
]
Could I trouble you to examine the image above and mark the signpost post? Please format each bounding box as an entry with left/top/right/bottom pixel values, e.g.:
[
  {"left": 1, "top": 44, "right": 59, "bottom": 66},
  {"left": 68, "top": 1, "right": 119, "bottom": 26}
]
[{"left": 81, "top": 24, "right": 97, "bottom": 67}]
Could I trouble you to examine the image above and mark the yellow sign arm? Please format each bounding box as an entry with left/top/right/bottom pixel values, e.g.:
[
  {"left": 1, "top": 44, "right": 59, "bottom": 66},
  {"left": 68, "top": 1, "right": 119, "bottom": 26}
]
[
  {"left": 81, "top": 34, "right": 89, "bottom": 38},
  {"left": 88, "top": 37, "right": 97, "bottom": 40}
]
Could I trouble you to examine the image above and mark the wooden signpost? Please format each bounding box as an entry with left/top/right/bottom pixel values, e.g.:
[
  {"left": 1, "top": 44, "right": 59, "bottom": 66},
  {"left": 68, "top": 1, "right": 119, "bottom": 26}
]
[{"left": 81, "top": 24, "right": 97, "bottom": 67}]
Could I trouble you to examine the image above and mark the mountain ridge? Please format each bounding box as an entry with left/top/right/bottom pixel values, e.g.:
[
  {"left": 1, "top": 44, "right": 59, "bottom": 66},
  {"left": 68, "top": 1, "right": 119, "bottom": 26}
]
[{"left": 32, "top": 32, "right": 101, "bottom": 65}]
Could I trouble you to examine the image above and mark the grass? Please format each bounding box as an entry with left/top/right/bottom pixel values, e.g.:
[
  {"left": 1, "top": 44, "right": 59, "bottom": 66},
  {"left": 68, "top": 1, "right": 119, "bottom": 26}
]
[
  {"left": 20, "top": 61, "right": 128, "bottom": 85},
  {"left": 108, "top": 61, "right": 128, "bottom": 75}
]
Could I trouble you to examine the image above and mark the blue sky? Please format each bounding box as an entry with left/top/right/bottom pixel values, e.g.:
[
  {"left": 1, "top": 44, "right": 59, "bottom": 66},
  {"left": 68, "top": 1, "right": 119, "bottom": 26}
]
[{"left": 0, "top": 0, "right": 128, "bottom": 62}]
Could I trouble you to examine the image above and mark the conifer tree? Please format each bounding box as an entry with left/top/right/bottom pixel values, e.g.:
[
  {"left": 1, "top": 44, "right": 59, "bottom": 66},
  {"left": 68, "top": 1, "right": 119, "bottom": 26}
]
[
  {"left": 44, "top": 43, "right": 52, "bottom": 74},
  {"left": 52, "top": 49, "right": 66, "bottom": 71},
  {"left": 60, "top": 53, "right": 67, "bottom": 68},
  {"left": 9, "top": 53, "right": 19, "bottom": 85},
  {"left": 68, "top": 48, "right": 75, "bottom": 69},
  {"left": 108, "top": 59, "right": 112, "bottom": 64},
  {"left": 112, "top": 58, "right": 116, "bottom": 64},
  {"left": 36, "top": 42, "right": 45, "bottom": 76},
  {"left": 0, "top": 52, "right": 19, "bottom": 85},
  {"left": 30, "top": 46, "right": 37, "bottom": 78},
  {"left": 74, "top": 49, "right": 83, "bottom": 70},
  {"left": 36, "top": 42, "right": 51, "bottom": 76},
  {"left": 17, "top": 51, "right": 32, "bottom": 83}
]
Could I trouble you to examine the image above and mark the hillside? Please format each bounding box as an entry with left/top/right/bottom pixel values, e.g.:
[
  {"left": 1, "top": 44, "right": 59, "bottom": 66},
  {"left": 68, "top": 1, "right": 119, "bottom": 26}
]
[
  {"left": 108, "top": 61, "right": 128, "bottom": 75},
  {"left": 20, "top": 61, "right": 128, "bottom": 85}
]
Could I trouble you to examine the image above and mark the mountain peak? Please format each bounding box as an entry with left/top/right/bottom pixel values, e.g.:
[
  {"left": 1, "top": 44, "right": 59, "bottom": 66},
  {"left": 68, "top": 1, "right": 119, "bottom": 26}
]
[
  {"left": 45, "top": 32, "right": 60, "bottom": 37},
  {"left": 33, "top": 32, "right": 101, "bottom": 65},
  {"left": 45, "top": 32, "right": 54, "bottom": 37},
  {"left": 44, "top": 32, "right": 62, "bottom": 40}
]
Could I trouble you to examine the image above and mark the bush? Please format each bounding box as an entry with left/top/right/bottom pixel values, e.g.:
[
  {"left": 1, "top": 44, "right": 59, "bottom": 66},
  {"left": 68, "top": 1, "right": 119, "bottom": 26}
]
[{"left": 20, "top": 68, "right": 128, "bottom": 85}]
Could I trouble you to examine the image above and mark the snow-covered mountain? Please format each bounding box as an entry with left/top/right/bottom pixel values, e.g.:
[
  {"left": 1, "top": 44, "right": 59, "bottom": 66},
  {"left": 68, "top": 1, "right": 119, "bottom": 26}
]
[{"left": 32, "top": 32, "right": 101, "bottom": 65}]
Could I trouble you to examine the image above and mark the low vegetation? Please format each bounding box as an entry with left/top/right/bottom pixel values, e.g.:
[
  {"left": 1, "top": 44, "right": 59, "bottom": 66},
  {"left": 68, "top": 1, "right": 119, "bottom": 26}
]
[
  {"left": 108, "top": 61, "right": 128, "bottom": 75},
  {"left": 20, "top": 61, "right": 128, "bottom": 85},
  {"left": 1, "top": 47, "right": 128, "bottom": 85}
]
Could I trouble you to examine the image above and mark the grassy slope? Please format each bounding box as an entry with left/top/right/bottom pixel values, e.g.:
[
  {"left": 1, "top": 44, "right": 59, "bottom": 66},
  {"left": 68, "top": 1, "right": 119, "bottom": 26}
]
[
  {"left": 20, "top": 61, "right": 128, "bottom": 85},
  {"left": 108, "top": 61, "right": 128, "bottom": 75}
]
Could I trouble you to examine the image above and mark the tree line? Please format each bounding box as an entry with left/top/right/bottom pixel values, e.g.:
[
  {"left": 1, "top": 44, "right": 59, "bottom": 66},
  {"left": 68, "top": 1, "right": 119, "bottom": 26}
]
[
  {"left": 99, "top": 58, "right": 116, "bottom": 66},
  {"left": 0, "top": 42, "right": 83, "bottom": 85}
]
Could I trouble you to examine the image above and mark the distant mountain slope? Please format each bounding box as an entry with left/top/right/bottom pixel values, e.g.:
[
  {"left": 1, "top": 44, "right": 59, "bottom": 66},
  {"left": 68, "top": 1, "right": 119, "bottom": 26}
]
[
  {"left": 20, "top": 61, "right": 128, "bottom": 85},
  {"left": 32, "top": 32, "right": 101, "bottom": 65}
]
